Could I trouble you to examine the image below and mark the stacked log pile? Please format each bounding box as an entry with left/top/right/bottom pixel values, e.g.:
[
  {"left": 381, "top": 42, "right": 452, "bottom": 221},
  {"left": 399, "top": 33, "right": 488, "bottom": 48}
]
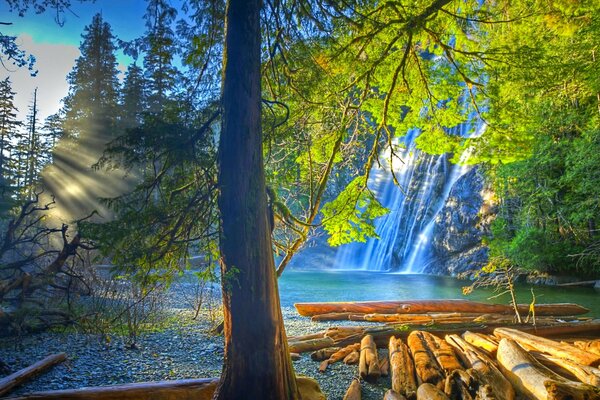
[{"left": 294, "top": 300, "right": 600, "bottom": 399}]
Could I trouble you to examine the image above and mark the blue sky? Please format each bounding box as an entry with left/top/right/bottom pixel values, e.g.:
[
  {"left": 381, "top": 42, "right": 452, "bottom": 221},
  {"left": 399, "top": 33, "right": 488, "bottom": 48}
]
[{"left": 1, "top": 1, "right": 150, "bottom": 120}]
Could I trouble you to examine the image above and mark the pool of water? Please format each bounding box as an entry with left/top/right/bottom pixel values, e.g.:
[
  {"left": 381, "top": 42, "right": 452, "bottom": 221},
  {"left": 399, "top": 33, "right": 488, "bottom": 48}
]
[{"left": 278, "top": 270, "right": 600, "bottom": 318}]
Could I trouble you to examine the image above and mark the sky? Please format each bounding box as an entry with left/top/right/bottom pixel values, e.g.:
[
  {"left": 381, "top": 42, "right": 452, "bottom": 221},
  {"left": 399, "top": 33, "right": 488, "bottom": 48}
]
[{"left": 1, "top": 1, "right": 150, "bottom": 121}]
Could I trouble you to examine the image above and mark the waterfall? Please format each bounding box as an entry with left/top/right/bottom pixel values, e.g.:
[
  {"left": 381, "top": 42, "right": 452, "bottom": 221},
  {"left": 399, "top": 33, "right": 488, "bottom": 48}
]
[{"left": 333, "top": 121, "right": 482, "bottom": 273}]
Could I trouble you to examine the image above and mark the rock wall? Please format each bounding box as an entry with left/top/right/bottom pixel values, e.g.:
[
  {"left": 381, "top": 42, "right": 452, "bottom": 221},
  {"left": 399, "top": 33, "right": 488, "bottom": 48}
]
[{"left": 426, "top": 167, "right": 493, "bottom": 275}]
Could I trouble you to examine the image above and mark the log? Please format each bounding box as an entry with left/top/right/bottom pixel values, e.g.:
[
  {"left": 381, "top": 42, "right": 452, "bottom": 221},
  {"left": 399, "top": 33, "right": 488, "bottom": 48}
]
[
  {"left": 0, "top": 353, "right": 67, "bottom": 397},
  {"left": 494, "top": 327, "right": 600, "bottom": 366},
  {"left": 443, "top": 370, "right": 473, "bottom": 400},
  {"left": 426, "top": 333, "right": 462, "bottom": 374},
  {"left": 379, "top": 355, "right": 389, "bottom": 377},
  {"left": 343, "top": 378, "right": 361, "bottom": 400},
  {"left": 312, "top": 313, "right": 357, "bottom": 322},
  {"left": 461, "top": 331, "right": 498, "bottom": 355},
  {"left": 343, "top": 351, "right": 359, "bottom": 365},
  {"left": 407, "top": 331, "right": 445, "bottom": 389},
  {"left": 290, "top": 352, "right": 301, "bottom": 361},
  {"left": 496, "top": 338, "right": 600, "bottom": 400},
  {"left": 573, "top": 340, "right": 600, "bottom": 356},
  {"left": 289, "top": 336, "right": 335, "bottom": 353},
  {"left": 384, "top": 390, "right": 407, "bottom": 400},
  {"left": 286, "top": 320, "right": 600, "bottom": 355},
  {"left": 389, "top": 336, "right": 417, "bottom": 400},
  {"left": 10, "top": 378, "right": 219, "bottom": 400},
  {"left": 310, "top": 347, "right": 341, "bottom": 361},
  {"left": 445, "top": 335, "right": 514, "bottom": 400},
  {"left": 318, "top": 360, "right": 329, "bottom": 373},
  {"left": 416, "top": 383, "right": 449, "bottom": 400},
  {"left": 294, "top": 300, "right": 589, "bottom": 317},
  {"left": 329, "top": 343, "right": 361, "bottom": 364},
  {"left": 532, "top": 352, "right": 600, "bottom": 387},
  {"left": 359, "top": 335, "right": 380, "bottom": 383},
  {"left": 288, "top": 331, "right": 327, "bottom": 342}
]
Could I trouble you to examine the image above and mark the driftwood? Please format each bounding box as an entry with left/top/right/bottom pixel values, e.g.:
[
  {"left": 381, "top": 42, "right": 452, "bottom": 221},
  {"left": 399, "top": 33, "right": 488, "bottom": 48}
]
[
  {"left": 290, "top": 352, "right": 301, "bottom": 361},
  {"left": 444, "top": 370, "right": 473, "bottom": 400},
  {"left": 573, "top": 339, "right": 600, "bottom": 356},
  {"left": 445, "top": 334, "right": 514, "bottom": 400},
  {"left": 384, "top": 389, "right": 407, "bottom": 400},
  {"left": 461, "top": 331, "right": 498, "bottom": 355},
  {"left": 310, "top": 347, "right": 340, "bottom": 361},
  {"left": 343, "top": 351, "right": 360, "bottom": 365},
  {"left": 496, "top": 338, "right": 600, "bottom": 400},
  {"left": 379, "top": 355, "right": 389, "bottom": 377},
  {"left": 0, "top": 353, "right": 67, "bottom": 397},
  {"left": 532, "top": 352, "right": 600, "bottom": 387},
  {"left": 9, "top": 378, "right": 219, "bottom": 400},
  {"left": 343, "top": 378, "right": 361, "bottom": 400},
  {"left": 294, "top": 300, "right": 589, "bottom": 317},
  {"left": 359, "top": 335, "right": 380, "bottom": 383},
  {"left": 329, "top": 343, "right": 361, "bottom": 364},
  {"left": 416, "top": 383, "right": 449, "bottom": 400},
  {"left": 289, "top": 336, "right": 335, "bottom": 353},
  {"left": 389, "top": 336, "right": 417, "bottom": 400},
  {"left": 494, "top": 327, "right": 600, "bottom": 366},
  {"left": 408, "top": 331, "right": 445, "bottom": 389}
]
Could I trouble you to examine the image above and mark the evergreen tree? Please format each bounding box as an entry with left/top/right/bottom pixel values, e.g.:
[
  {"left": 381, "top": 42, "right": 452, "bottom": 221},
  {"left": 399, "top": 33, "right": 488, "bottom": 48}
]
[
  {"left": 120, "top": 63, "right": 147, "bottom": 131},
  {"left": 142, "top": 0, "right": 179, "bottom": 115},
  {"left": 62, "top": 13, "right": 120, "bottom": 140},
  {"left": 0, "top": 77, "right": 21, "bottom": 208}
]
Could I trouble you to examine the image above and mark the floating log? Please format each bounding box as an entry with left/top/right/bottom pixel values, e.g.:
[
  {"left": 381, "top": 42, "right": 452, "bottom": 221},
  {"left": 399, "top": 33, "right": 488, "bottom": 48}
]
[
  {"left": 532, "top": 352, "right": 600, "bottom": 387},
  {"left": 294, "top": 300, "right": 589, "bottom": 317},
  {"left": 556, "top": 280, "right": 598, "bottom": 287},
  {"left": 310, "top": 347, "right": 340, "bottom": 361},
  {"left": 343, "top": 378, "right": 361, "bottom": 400},
  {"left": 408, "top": 332, "right": 445, "bottom": 389},
  {"left": 384, "top": 389, "right": 407, "bottom": 400},
  {"left": 416, "top": 383, "right": 449, "bottom": 400},
  {"left": 573, "top": 340, "right": 600, "bottom": 356},
  {"left": 389, "top": 336, "right": 417, "bottom": 400},
  {"left": 359, "top": 335, "right": 380, "bottom": 383},
  {"left": 496, "top": 338, "right": 600, "bottom": 400},
  {"left": 494, "top": 327, "right": 600, "bottom": 366},
  {"left": 0, "top": 353, "right": 67, "bottom": 397},
  {"left": 461, "top": 331, "right": 498, "bottom": 355},
  {"left": 445, "top": 335, "right": 514, "bottom": 400},
  {"left": 10, "top": 378, "right": 219, "bottom": 400}
]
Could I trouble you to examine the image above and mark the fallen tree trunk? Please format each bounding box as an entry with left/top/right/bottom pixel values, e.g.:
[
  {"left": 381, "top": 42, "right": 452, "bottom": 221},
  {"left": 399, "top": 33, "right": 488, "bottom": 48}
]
[
  {"left": 494, "top": 327, "right": 600, "bottom": 366},
  {"left": 389, "top": 336, "right": 417, "bottom": 400},
  {"left": 445, "top": 335, "right": 514, "bottom": 400},
  {"left": 359, "top": 335, "right": 380, "bottom": 383},
  {"left": 407, "top": 331, "right": 445, "bottom": 389},
  {"left": 294, "top": 300, "right": 589, "bottom": 317},
  {"left": 288, "top": 336, "right": 335, "bottom": 354},
  {"left": 0, "top": 353, "right": 67, "bottom": 397},
  {"left": 496, "top": 338, "right": 600, "bottom": 400},
  {"left": 9, "top": 378, "right": 219, "bottom": 400}
]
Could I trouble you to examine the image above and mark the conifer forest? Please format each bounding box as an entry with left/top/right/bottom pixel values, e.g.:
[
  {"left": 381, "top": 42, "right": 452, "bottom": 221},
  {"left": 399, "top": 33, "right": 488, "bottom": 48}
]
[{"left": 1, "top": 1, "right": 600, "bottom": 399}]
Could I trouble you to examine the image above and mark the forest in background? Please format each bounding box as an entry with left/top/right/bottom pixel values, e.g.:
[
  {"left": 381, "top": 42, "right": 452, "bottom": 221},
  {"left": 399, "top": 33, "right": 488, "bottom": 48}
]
[{"left": 0, "top": 0, "right": 599, "bottom": 339}]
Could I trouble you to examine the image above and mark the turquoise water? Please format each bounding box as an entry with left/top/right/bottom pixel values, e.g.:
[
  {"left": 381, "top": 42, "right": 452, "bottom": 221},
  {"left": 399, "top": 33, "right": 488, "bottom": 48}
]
[{"left": 278, "top": 270, "right": 600, "bottom": 318}]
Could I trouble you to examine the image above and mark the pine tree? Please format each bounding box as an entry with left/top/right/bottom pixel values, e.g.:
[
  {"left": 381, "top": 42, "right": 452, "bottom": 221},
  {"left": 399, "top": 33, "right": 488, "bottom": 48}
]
[
  {"left": 120, "top": 63, "right": 147, "bottom": 131},
  {"left": 142, "top": 0, "right": 179, "bottom": 115},
  {"left": 0, "top": 77, "right": 22, "bottom": 207},
  {"left": 62, "top": 13, "right": 120, "bottom": 140}
]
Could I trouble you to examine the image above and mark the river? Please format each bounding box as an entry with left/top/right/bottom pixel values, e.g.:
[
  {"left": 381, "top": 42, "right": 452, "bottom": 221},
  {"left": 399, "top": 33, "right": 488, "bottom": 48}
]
[{"left": 278, "top": 270, "right": 600, "bottom": 318}]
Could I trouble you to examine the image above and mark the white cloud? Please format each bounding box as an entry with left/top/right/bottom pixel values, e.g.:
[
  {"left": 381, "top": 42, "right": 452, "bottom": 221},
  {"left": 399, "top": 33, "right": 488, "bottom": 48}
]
[{"left": 3, "top": 34, "right": 79, "bottom": 122}]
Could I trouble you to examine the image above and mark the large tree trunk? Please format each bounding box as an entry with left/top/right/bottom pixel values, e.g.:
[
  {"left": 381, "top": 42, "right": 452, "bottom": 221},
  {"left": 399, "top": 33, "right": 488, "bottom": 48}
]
[{"left": 214, "top": 0, "right": 299, "bottom": 399}]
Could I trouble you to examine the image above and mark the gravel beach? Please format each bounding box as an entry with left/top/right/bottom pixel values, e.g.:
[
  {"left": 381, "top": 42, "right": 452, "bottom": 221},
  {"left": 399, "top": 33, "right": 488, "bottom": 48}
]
[{"left": 0, "top": 279, "right": 388, "bottom": 400}]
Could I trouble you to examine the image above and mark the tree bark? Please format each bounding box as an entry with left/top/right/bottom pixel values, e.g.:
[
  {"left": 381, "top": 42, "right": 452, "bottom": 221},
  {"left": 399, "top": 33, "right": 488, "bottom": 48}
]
[{"left": 215, "top": 0, "right": 299, "bottom": 398}]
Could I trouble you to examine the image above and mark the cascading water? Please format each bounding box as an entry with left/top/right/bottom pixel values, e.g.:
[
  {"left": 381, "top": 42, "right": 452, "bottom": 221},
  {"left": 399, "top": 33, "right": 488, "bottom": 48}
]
[{"left": 333, "top": 121, "right": 483, "bottom": 273}]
